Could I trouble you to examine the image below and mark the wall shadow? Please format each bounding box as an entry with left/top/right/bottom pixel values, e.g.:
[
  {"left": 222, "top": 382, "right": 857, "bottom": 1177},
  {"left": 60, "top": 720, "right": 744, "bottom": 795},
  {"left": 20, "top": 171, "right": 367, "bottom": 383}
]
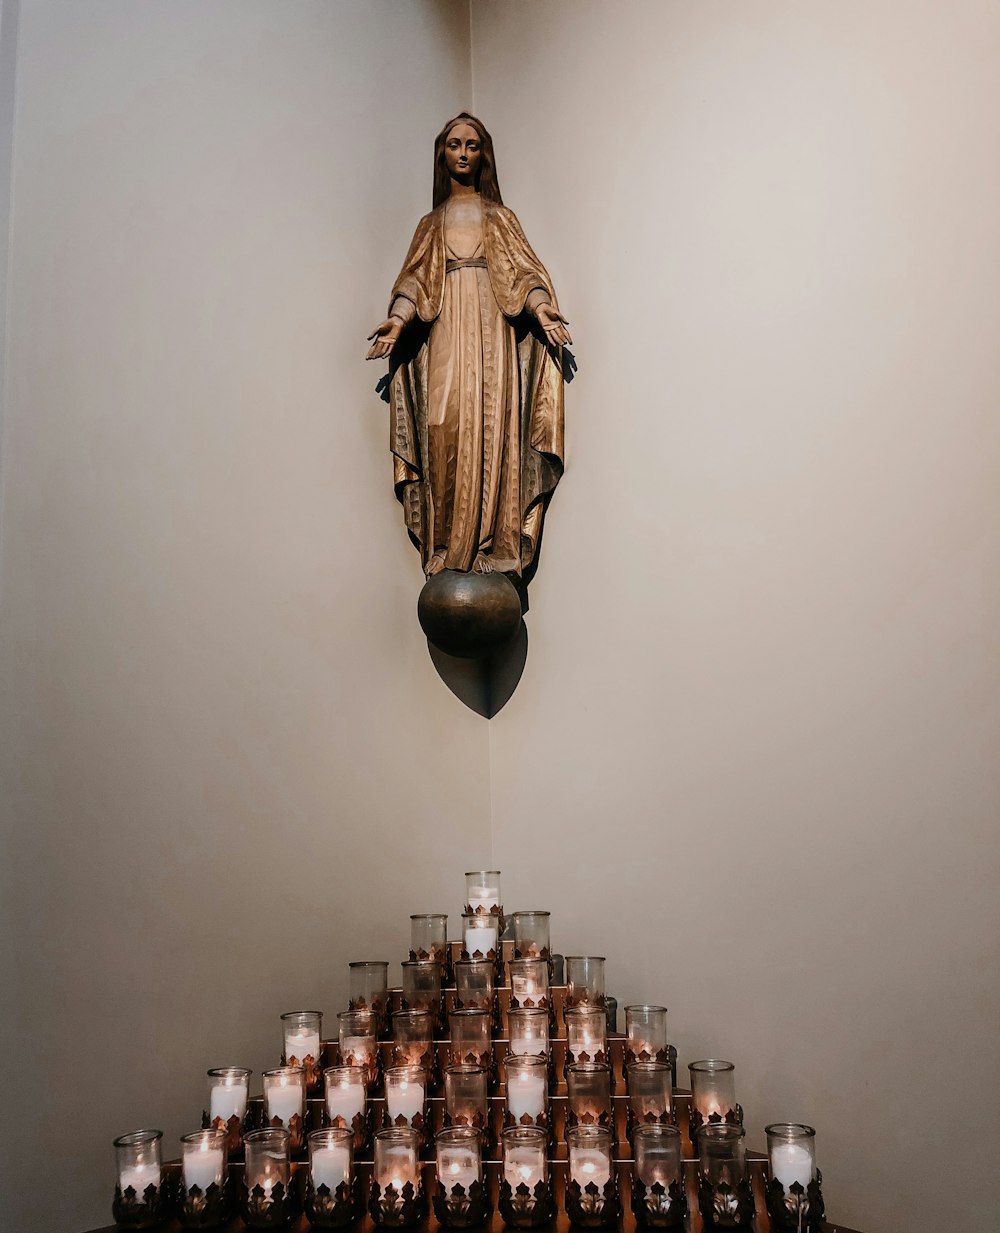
[{"left": 428, "top": 620, "right": 528, "bottom": 718}]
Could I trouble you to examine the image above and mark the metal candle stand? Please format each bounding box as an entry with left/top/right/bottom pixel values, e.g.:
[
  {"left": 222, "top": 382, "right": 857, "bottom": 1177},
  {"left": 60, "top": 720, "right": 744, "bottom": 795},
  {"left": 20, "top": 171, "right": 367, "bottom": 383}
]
[
  {"left": 368, "top": 1179, "right": 425, "bottom": 1229},
  {"left": 304, "top": 1175, "right": 364, "bottom": 1229},
  {"left": 199, "top": 1111, "right": 245, "bottom": 1156},
  {"left": 688, "top": 1103, "right": 744, "bottom": 1142},
  {"left": 696, "top": 1176, "right": 755, "bottom": 1229},
  {"left": 111, "top": 1182, "right": 169, "bottom": 1230},
  {"left": 177, "top": 1180, "right": 228, "bottom": 1229},
  {"left": 325, "top": 1108, "right": 372, "bottom": 1154},
  {"left": 240, "top": 1179, "right": 295, "bottom": 1228},
  {"left": 265, "top": 1112, "right": 306, "bottom": 1155},
  {"left": 498, "top": 1177, "right": 555, "bottom": 1229},
  {"left": 630, "top": 1177, "right": 687, "bottom": 1230},
  {"left": 432, "top": 1179, "right": 491, "bottom": 1228},
  {"left": 564, "top": 1177, "right": 622, "bottom": 1230},
  {"left": 766, "top": 1173, "right": 826, "bottom": 1230}
]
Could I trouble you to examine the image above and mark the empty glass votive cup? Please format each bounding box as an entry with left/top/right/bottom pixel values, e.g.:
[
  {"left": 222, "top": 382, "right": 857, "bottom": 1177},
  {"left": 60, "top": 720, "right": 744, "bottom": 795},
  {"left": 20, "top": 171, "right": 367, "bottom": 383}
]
[
  {"left": 627, "top": 1061, "right": 673, "bottom": 1130},
  {"left": 454, "top": 959, "right": 495, "bottom": 1012},
  {"left": 624, "top": 1005, "right": 668, "bottom": 1065},
  {"left": 410, "top": 913, "right": 449, "bottom": 965},
  {"left": 565, "top": 1005, "right": 607, "bottom": 1064},
  {"left": 507, "top": 1006, "right": 549, "bottom": 1059},
  {"left": 392, "top": 1009, "right": 435, "bottom": 1071},
  {"left": 511, "top": 910, "right": 551, "bottom": 958},
  {"left": 567, "top": 1062, "right": 612, "bottom": 1128},
  {"left": 565, "top": 956, "right": 606, "bottom": 1007},
  {"left": 444, "top": 1064, "right": 489, "bottom": 1132},
  {"left": 508, "top": 957, "right": 549, "bottom": 1008},
  {"left": 338, "top": 1008, "right": 378, "bottom": 1088}
]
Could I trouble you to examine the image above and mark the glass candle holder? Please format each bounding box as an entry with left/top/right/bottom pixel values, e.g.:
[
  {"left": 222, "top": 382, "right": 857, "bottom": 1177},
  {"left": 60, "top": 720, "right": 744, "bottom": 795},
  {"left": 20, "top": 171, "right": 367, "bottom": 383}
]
[
  {"left": 281, "top": 1009, "right": 323, "bottom": 1091},
  {"left": 567, "top": 1062, "right": 612, "bottom": 1130},
  {"left": 384, "top": 1065, "right": 427, "bottom": 1136},
  {"left": 349, "top": 960, "right": 389, "bottom": 1034},
  {"left": 262, "top": 1067, "right": 306, "bottom": 1153},
  {"left": 392, "top": 1009, "right": 435, "bottom": 1074},
  {"left": 324, "top": 1065, "right": 368, "bottom": 1149},
  {"left": 625, "top": 1005, "right": 669, "bottom": 1067},
  {"left": 454, "top": 959, "right": 495, "bottom": 1013},
  {"left": 631, "top": 1124, "right": 685, "bottom": 1229},
  {"left": 565, "top": 956, "right": 606, "bottom": 1008},
  {"left": 511, "top": 910, "right": 551, "bottom": 959},
  {"left": 449, "top": 1007, "right": 492, "bottom": 1070},
  {"left": 499, "top": 1125, "right": 551, "bottom": 1228},
  {"left": 464, "top": 869, "right": 502, "bottom": 915},
  {"left": 462, "top": 912, "right": 499, "bottom": 961},
  {"left": 338, "top": 1008, "right": 378, "bottom": 1089},
  {"left": 433, "top": 1126, "right": 488, "bottom": 1226},
  {"left": 112, "top": 1129, "right": 165, "bottom": 1228},
  {"left": 688, "top": 1060, "right": 742, "bottom": 1139},
  {"left": 242, "top": 1126, "right": 292, "bottom": 1228},
  {"left": 507, "top": 1006, "right": 549, "bottom": 1059},
  {"left": 765, "top": 1124, "right": 823, "bottom": 1230},
  {"left": 182, "top": 1126, "right": 227, "bottom": 1191},
  {"left": 410, "top": 913, "right": 449, "bottom": 965},
  {"left": 627, "top": 1061, "right": 673, "bottom": 1131},
  {"left": 370, "top": 1126, "right": 423, "bottom": 1228},
  {"left": 503, "top": 1054, "right": 548, "bottom": 1128},
  {"left": 508, "top": 958, "right": 549, "bottom": 1009},
  {"left": 401, "top": 959, "right": 442, "bottom": 1029},
  {"left": 204, "top": 1067, "right": 251, "bottom": 1154},
  {"left": 444, "top": 1064, "right": 489, "bottom": 1134},
  {"left": 566, "top": 1125, "right": 618, "bottom": 1229},
  {"left": 306, "top": 1125, "right": 354, "bottom": 1218},
  {"left": 697, "top": 1123, "right": 753, "bottom": 1228},
  {"left": 565, "top": 1004, "right": 607, "bottom": 1066}
]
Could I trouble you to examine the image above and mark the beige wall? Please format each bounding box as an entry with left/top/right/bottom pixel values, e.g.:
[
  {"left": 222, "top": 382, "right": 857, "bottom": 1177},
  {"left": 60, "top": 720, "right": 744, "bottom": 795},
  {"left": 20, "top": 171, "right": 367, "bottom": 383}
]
[
  {"left": 0, "top": 3, "right": 487, "bottom": 1230},
  {"left": 2, "top": 4, "right": 999, "bottom": 1233},
  {"left": 472, "top": 3, "right": 1000, "bottom": 1232}
]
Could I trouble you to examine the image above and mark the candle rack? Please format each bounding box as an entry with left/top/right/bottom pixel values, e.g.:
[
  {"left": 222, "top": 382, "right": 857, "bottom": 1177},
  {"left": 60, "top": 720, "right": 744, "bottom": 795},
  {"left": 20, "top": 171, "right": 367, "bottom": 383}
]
[
  {"left": 304, "top": 1175, "right": 364, "bottom": 1229},
  {"left": 766, "top": 1173, "right": 826, "bottom": 1230},
  {"left": 498, "top": 1177, "right": 555, "bottom": 1229},
  {"left": 696, "top": 1175, "right": 755, "bottom": 1228},
  {"left": 432, "top": 1178, "right": 491, "bottom": 1229},
  {"left": 240, "top": 1179, "right": 294, "bottom": 1228},
  {"left": 198, "top": 1110, "right": 245, "bottom": 1157},
  {"left": 111, "top": 1181, "right": 169, "bottom": 1230},
  {"left": 630, "top": 1177, "right": 687, "bottom": 1230},
  {"left": 564, "top": 1176, "right": 621, "bottom": 1230},
  {"left": 688, "top": 1102, "right": 744, "bottom": 1143},
  {"left": 368, "top": 1179, "right": 426, "bottom": 1229},
  {"left": 176, "top": 1180, "right": 227, "bottom": 1229}
]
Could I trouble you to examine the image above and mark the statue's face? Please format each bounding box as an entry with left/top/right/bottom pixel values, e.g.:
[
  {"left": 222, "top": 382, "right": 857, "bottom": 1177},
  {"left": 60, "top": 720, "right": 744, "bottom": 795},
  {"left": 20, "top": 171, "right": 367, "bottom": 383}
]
[{"left": 444, "top": 123, "right": 482, "bottom": 187}]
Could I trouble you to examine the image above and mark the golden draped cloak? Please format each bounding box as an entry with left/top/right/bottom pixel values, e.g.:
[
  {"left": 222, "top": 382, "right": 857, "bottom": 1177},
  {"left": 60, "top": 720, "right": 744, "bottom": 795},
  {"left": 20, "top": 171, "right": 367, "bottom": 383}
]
[{"left": 387, "top": 199, "right": 564, "bottom": 576}]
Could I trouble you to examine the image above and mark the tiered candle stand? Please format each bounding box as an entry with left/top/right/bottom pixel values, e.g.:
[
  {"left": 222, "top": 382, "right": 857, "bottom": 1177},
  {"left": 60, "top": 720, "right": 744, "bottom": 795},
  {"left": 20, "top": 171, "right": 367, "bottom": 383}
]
[{"left": 94, "top": 939, "right": 860, "bottom": 1233}]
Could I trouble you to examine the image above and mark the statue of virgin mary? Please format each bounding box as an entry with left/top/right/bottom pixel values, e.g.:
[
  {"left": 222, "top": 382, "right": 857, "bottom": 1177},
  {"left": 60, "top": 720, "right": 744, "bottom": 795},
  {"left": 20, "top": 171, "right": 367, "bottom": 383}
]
[{"left": 367, "top": 112, "right": 570, "bottom": 580}]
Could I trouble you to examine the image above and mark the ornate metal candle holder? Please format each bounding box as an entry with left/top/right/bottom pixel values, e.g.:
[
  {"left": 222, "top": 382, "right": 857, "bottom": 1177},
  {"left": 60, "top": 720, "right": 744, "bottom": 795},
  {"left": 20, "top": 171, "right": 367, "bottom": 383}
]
[
  {"left": 349, "top": 960, "right": 389, "bottom": 1037},
  {"left": 448, "top": 1007, "right": 493, "bottom": 1076},
  {"left": 696, "top": 1124, "right": 754, "bottom": 1229},
  {"left": 112, "top": 1129, "right": 167, "bottom": 1230},
  {"left": 391, "top": 1008, "right": 437, "bottom": 1078},
  {"left": 338, "top": 1008, "right": 379, "bottom": 1090},
  {"left": 461, "top": 912, "right": 499, "bottom": 965},
  {"left": 503, "top": 1054, "right": 549, "bottom": 1133},
  {"left": 624, "top": 1005, "right": 669, "bottom": 1071},
  {"left": 565, "top": 1005, "right": 608, "bottom": 1070},
  {"left": 178, "top": 1129, "right": 228, "bottom": 1228},
  {"left": 499, "top": 1125, "right": 553, "bottom": 1229},
  {"left": 453, "top": 959, "right": 496, "bottom": 1017},
  {"left": 626, "top": 1061, "right": 674, "bottom": 1139},
  {"left": 566, "top": 1125, "right": 620, "bottom": 1229},
  {"left": 508, "top": 957, "right": 550, "bottom": 1011},
  {"left": 464, "top": 869, "right": 503, "bottom": 933},
  {"left": 370, "top": 1127, "right": 425, "bottom": 1228},
  {"left": 262, "top": 1066, "right": 307, "bottom": 1155},
  {"left": 281, "top": 1010, "right": 323, "bottom": 1093},
  {"left": 510, "top": 910, "right": 551, "bottom": 962},
  {"left": 202, "top": 1067, "right": 251, "bottom": 1156},
  {"left": 433, "top": 1127, "right": 490, "bottom": 1228},
  {"left": 304, "top": 1126, "right": 361, "bottom": 1229},
  {"left": 241, "top": 1127, "right": 294, "bottom": 1229},
  {"left": 565, "top": 956, "right": 606, "bottom": 1009},
  {"left": 566, "top": 1062, "right": 612, "bottom": 1130},
  {"left": 688, "top": 1060, "right": 742, "bottom": 1144},
  {"left": 443, "top": 1064, "right": 490, "bottom": 1139},
  {"left": 401, "top": 959, "right": 444, "bottom": 1032},
  {"left": 384, "top": 1064, "right": 428, "bottom": 1141},
  {"left": 630, "top": 1124, "right": 686, "bottom": 1230},
  {"left": 323, "top": 1064, "right": 370, "bottom": 1152},
  {"left": 409, "top": 912, "right": 450, "bottom": 971},
  {"left": 765, "top": 1123, "right": 825, "bottom": 1230}
]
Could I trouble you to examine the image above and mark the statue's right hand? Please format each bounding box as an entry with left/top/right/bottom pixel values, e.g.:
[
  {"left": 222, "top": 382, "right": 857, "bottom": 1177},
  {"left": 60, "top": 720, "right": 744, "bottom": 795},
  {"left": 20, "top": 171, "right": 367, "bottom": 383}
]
[{"left": 366, "top": 318, "right": 402, "bottom": 361}]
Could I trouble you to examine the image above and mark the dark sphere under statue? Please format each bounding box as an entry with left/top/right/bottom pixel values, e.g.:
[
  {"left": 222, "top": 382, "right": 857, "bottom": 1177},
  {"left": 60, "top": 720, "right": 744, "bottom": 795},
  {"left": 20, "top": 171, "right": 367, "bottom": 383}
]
[{"left": 417, "top": 571, "right": 522, "bottom": 659}]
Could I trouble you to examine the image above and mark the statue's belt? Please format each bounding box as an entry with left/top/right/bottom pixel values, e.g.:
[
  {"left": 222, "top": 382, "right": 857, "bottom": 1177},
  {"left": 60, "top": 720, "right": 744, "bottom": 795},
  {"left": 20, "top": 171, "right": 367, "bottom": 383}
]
[{"left": 445, "top": 257, "right": 488, "bottom": 272}]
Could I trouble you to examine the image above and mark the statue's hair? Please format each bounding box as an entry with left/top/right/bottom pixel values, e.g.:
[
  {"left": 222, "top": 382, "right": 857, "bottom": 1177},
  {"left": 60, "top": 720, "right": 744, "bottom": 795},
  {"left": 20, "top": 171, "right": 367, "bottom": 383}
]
[{"left": 432, "top": 112, "right": 503, "bottom": 208}]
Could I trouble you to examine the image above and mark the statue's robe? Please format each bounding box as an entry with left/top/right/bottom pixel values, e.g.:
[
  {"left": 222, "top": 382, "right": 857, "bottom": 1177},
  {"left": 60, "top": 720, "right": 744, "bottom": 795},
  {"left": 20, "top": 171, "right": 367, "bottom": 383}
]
[{"left": 387, "top": 199, "right": 564, "bottom": 576}]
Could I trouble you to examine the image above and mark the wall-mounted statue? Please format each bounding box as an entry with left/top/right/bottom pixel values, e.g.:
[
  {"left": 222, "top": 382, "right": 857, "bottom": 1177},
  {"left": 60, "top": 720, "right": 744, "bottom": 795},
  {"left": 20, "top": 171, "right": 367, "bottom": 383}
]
[{"left": 366, "top": 113, "right": 570, "bottom": 676}]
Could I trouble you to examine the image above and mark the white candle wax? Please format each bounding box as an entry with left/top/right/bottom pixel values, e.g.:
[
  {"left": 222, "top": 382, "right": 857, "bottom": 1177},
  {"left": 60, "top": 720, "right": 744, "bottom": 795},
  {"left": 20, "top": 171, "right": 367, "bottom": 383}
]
[
  {"left": 464, "top": 924, "right": 497, "bottom": 954},
  {"left": 285, "top": 1029, "right": 321, "bottom": 1063},
  {"left": 571, "top": 1149, "right": 611, "bottom": 1190},
  {"left": 312, "top": 1144, "right": 350, "bottom": 1192},
  {"left": 387, "top": 1077, "right": 425, "bottom": 1122},
  {"left": 326, "top": 1083, "right": 365, "bottom": 1124},
  {"left": 771, "top": 1142, "right": 813, "bottom": 1189},
  {"left": 510, "top": 1029, "right": 544, "bottom": 1056},
  {"left": 440, "top": 1157, "right": 478, "bottom": 1191},
  {"left": 209, "top": 1080, "right": 248, "bottom": 1123},
  {"left": 468, "top": 886, "right": 496, "bottom": 912},
  {"left": 266, "top": 1076, "right": 304, "bottom": 1124},
  {"left": 504, "top": 1147, "right": 543, "bottom": 1189},
  {"left": 183, "top": 1144, "right": 224, "bottom": 1192},
  {"left": 120, "top": 1163, "right": 160, "bottom": 1195},
  {"left": 506, "top": 1072, "right": 546, "bottom": 1121}
]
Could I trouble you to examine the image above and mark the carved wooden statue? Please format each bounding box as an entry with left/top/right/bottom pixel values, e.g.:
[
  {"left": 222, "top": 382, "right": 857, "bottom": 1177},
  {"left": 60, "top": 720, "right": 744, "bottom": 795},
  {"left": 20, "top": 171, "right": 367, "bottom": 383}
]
[{"left": 367, "top": 113, "right": 570, "bottom": 586}]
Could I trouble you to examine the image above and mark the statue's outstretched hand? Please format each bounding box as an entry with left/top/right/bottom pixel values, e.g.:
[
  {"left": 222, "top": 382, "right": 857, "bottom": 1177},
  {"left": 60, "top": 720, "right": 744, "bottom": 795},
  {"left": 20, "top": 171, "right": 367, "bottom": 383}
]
[
  {"left": 535, "top": 304, "right": 572, "bottom": 348},
  {"left": 366, "top": 317, "right": 403, "bottom": 361}
]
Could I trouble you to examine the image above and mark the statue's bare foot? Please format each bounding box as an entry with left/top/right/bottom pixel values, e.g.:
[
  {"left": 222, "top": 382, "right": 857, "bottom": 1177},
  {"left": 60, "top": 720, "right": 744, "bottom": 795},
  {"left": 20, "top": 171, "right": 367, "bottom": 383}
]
[
  {"left": 472, "top": 552, "right": 493, "bottom": 574},
  {"left": 425, "top": 553, "right": 446, "bottom": 577}
]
